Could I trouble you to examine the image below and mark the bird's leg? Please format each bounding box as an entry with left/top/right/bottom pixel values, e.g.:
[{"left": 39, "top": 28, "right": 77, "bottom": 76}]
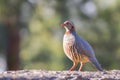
[
  {"left": 78, "top": 62, "right": 85, "bottom": 71},
  {"left": 69, "top": 62, "right": 78, "bottom": 71}
]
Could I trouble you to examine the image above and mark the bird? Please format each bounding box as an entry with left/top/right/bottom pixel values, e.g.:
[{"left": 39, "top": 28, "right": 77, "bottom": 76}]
[{"left": 61, "top": 20, "right": 103, "bottom": 71}]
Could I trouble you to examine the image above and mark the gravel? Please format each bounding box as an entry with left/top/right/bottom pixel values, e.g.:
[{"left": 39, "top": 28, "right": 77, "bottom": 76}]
[{"left": 0, "top": 70, "right": 120, "bottom": 80}]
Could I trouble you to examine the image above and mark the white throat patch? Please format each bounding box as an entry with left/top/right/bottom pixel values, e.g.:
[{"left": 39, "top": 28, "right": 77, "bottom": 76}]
[{"left": 64, "top": 26, "right": 70, "bottom": 32}]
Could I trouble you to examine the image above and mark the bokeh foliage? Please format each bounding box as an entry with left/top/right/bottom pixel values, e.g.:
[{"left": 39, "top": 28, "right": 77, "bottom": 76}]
[{"left": 0, "top": 0, "right": 120, "bottom": 71}]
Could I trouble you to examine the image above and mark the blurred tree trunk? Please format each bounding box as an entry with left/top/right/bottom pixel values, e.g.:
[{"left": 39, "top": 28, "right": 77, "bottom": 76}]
[
  {"left": 3, "top": 0, "right": 23, "bottom": 70},
  {"left": 5, "top": 16, "right": 20, "bottom": 70},
  {"left": 0, "top": 0, "right": 33, "bottom": 70}
]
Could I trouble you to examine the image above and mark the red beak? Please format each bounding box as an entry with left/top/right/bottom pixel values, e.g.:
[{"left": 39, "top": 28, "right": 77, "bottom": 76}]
[{"left": 61, "top": 23, "right": 65, "bottom": 27}]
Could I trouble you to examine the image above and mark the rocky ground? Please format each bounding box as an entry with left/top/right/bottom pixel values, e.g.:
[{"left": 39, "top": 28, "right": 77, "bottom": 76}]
[{"left": 0, "top": 70, "right": 120, "bottom": 80}]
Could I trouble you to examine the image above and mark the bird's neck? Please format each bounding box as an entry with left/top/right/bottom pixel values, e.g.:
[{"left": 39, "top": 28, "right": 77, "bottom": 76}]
[{"left": 65, "top": 27, "right": 76, "bottom": 35}]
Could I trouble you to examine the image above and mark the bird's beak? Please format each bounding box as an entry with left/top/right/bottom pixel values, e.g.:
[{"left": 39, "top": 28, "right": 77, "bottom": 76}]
[{"left": 61, "top": 23, "right": 65, "bottom": 27}]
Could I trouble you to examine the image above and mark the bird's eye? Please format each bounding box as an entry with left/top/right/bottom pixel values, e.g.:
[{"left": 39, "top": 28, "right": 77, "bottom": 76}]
[{"left": 66, "top": 22, "right": 69, "bottom": 25}]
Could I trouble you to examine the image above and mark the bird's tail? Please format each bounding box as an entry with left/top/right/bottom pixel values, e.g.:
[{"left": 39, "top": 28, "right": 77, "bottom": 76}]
[{"left": 89, "top": 57, "right": 103, "bottom": 71}]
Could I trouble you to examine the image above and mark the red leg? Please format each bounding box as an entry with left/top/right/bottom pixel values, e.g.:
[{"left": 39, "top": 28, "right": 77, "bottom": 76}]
[
  {"left": 69, "top": 62, "right": 78, "bottom": 71},
  {"left": 78, "top": 62, "right": 85, "bottom": 71}
]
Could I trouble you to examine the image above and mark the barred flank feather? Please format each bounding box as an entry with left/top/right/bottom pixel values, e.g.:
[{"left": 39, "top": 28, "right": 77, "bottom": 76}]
[{"left": 64, "top": 39, "right": 89, "bottom": 63}]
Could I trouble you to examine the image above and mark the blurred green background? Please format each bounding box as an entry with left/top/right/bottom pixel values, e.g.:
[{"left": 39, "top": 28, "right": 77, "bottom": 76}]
[{"left": 0, "top": 0, "right": 120, "bottom": 71}]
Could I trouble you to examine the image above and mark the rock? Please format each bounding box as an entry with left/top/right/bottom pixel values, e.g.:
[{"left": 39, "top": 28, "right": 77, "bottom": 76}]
[{"left": 0, "top": 70, "right": 119, "bottom": 80}]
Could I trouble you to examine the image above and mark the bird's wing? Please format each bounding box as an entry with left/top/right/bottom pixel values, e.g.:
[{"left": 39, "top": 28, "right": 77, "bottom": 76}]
[
  {"left": 75, "top": 34, "right": 95, "bottom": 58},
  {"left": 75, "top": 34, "right": 103, "bottom": 71}
]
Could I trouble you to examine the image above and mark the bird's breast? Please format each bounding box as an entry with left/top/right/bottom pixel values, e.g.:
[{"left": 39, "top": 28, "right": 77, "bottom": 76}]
[{"left": 63, "top": 34, "right": 75, "bottom": 46}]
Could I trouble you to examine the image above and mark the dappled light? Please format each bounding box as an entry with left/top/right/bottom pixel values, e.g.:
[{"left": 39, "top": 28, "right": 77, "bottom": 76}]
[{"left": 0, "top": 0, "right": 120, "bottom": 71}]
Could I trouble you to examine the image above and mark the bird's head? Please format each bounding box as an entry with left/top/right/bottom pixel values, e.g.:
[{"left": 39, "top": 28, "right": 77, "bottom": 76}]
[{"left": 61, "top": 20, "right": 75, "bottom": 32}]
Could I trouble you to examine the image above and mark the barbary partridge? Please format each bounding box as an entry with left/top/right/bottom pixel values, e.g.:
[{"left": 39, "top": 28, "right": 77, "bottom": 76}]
[{"left": 61, "top": 20, "right": 103, "bottom": 71}]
